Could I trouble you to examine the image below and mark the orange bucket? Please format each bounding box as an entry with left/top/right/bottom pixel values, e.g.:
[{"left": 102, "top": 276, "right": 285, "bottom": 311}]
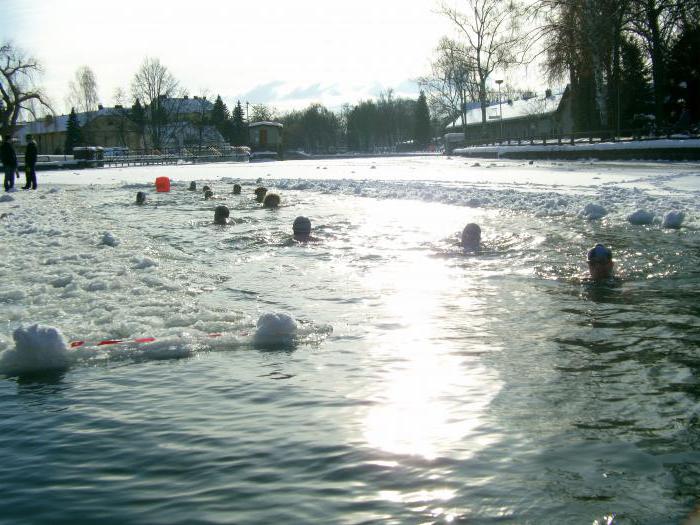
[{"left": 155, "top": 176, "right": 170, "bottom": 192}]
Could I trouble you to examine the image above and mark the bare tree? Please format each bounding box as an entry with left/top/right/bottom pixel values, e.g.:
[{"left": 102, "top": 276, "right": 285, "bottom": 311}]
[
  {"left": 419, "top": 37, "right": 480, "bottom": 138},
  {"left": 439, "top": 0, "right": 532, "bottom": 129},
  {"left": 131, "top": 57, "right": 181, "bottom": 150},
  {"left": 0, "top": 42, "right": 53, "bottom": 136},
  {"left": 66, "top": 66, "right": 99, "bottom": 114},
  {"left": 250, "top": 104, "right": 276, "bottom": 122}
]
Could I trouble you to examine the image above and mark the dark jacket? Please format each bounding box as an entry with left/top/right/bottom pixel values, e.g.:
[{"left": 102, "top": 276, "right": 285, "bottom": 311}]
[
  {"left": 1, "top": 141, "right": 18, "bottom": 168},
  {"left": 25, "top": 141, "right": 38, "bottom": 167}
]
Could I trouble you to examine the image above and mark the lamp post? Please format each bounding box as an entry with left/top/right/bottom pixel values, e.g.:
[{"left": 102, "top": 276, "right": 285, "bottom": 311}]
[{"left": 495, "top": 79, "right": 503, "bottom": 140}]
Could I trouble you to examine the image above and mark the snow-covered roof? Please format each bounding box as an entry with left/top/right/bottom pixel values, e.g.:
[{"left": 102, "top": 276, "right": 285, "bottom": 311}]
[
  {"left": 446, "top": 90, "right": 565, "bottom": 130},
  {"left": 249, "top": 121, "right": 283, "bottom": 128},
  {"left": 160, "top": 98, "right": 214, "bottom": 113}
]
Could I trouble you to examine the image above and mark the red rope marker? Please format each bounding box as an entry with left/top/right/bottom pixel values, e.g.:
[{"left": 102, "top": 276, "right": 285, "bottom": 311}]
[{"left": 68, "top": 333, "right": 241, "bottom": 349}]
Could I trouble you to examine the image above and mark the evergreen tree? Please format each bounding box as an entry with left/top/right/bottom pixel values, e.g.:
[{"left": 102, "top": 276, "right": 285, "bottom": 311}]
[
  {"left": 64, "top": 108, "right": 82, "bottom": 154},
  {"left": 619, "top": 38, "right": 653, "bottom": 130},
  {"left": 231, "top": 101, "right": 247, "bottom": 145},
  {"left": 130, "top": 99, "right": 146, "bottom": 149},
  {"left": 414, "top": 91, "right": 432, "bottom": 148},
  {"left": 666, "top": 23, "right": 700, "bottom": 127},
  {"left": 211, "top": 95, "right": 231, "bottom": 140}
]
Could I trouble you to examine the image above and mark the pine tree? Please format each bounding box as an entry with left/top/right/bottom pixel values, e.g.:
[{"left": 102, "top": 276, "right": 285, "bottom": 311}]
[
  {"left": 130, "top": 99, "right": 146, "bottom": 149},
  {"left": 64, "top": 108, "right": 82, "bottom": 154},
  {"left": 414, "top": 91, "right": 432, "bottom": 148},
  {"left": 666, "top": 24, "right": 700, "bottom": 127},
  {"left": 619, "top": 38, "right": 653, "bottom": 130},
  {"left": 211, "top": 95, "right": 231, "bottom": 140},
  {"left": 231, "top": 101, "right": 247, "bottom": 146}
]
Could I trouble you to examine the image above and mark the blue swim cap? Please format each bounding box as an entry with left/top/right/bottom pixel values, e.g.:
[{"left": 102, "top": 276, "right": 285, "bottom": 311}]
[{"left": 587, "top": 244, "right": 612, "bottom": 262}]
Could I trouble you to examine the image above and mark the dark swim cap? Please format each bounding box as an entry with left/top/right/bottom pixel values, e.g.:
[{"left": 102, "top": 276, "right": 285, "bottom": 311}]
[
  {"left": 587, "top": 244, "right": 612, "bottom": 262},
  {"left": 293, "top": 216, "right": 311, "bottom": 234}
]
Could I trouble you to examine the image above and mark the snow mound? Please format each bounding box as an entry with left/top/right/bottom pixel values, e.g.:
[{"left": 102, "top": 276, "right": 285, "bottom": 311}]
[
  {"left": 580, "top": 203, "right": 608, "bottom": 220},
  {"left": 253, "top": 313, "right": 298, "bottom": 347},
  {"left": 0, "top": 194, "right": 14, "bottom": 203},
  {"left": 662, "top": 210, "right": 685, "bottom": 229},
  {"left": 0, "top": 324, "right": 70, "bottom": 376},
  {"left": 628, "top": 210, "right": 655, "bottom": 225},
  {"left": 100, "top": 232, "right": 120, "bottom": 247}
]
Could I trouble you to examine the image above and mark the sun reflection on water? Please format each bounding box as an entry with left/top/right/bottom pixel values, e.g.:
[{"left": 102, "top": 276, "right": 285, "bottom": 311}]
[{"left": 360, "top": 246, "right": 502, "bottom": 461}]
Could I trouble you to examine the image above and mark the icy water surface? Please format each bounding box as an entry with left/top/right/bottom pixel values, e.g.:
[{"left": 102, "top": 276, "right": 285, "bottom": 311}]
[{"left": 1, "top": 157, "right": 699, "bottom": 524}]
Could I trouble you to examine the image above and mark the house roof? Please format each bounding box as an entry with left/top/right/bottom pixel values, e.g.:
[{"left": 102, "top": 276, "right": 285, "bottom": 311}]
[
  {"left": 249, "top": 121, "right": 283, "bottom": 128},
  {"left": 16, "top": 107, "right": 130, "bottom": 140},
  {"left": 445, "top": 89, "right": 566, "bottom": 130},
  {"left": 160, "top": 97, "right": 214, "bottom": 113}
]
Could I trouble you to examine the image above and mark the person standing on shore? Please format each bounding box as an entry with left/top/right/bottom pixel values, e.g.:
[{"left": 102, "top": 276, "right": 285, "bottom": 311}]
[
  {"left": 23, "top": 135, "right": 38, "bottom": 190},
  {"left": 1, "top": 135, "right": 18, "bottom": 192}
]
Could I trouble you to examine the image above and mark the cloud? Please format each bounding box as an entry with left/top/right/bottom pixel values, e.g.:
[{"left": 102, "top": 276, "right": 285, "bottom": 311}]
[
  {"left": 282, "top": 83, "right": 332, "bottom": 100},
  {"left": 239, "top": 81, "right": 286, "bottom": 103}
]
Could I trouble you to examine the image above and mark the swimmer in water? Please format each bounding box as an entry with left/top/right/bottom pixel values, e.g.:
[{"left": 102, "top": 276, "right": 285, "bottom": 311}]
[
  {"left": 587, "top": 243, "right": 614, "bottom": 281},
  {"left": 292, "top": 216, "right": 318, "bottom": 242},
  {"left": 214, "top": 205, "right": 230, "bottom": 225},
  {"left": 189, "top": 181, "right": 197, "bottom": 191},
  {"left": 204, "top": 189, "right": 214, "bottom": 200},
  {"left": 233, "top": 183, "right": 241, "bottom": 195},
  {"left": 461, "top": 223, "right": 481, "bottom": 252},
  {"left": 254, "top": 187, "right": 267, "bottom": 203},
  {"left": 262, "top": 193, "right": 280, "bottom": 208},
  {"left": 136, "top": 191, "right": 146, "bottom": 205}
]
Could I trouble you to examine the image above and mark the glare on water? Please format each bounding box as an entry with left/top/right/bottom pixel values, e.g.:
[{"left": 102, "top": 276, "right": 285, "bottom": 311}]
[{"left": 0, "top": 156, "right": 698, "bottom": 524}]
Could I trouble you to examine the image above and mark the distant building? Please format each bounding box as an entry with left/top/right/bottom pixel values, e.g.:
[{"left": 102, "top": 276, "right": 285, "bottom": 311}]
[
  {"left": 14, "top": 96, "right": 227, "bottom": 154},
  {"left": 248, "top": 121, "right": 283, "bottom": 152},
  {"left": 444, "top": 87, "right": 573, "bottom": 152}
]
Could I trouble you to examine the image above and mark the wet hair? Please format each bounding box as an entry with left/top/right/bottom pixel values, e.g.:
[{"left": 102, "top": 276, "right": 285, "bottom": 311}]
[
  {"left": 214, "top": 205, "right": 230, "bottom": 225},
  {"left": 136, "top": 191, "right": 146, "bottom": 205},
  {"left": 461, "top": 223, "right": 481, "bottom": 247},
  {"left": 233, "top": 183, "right": 241, "bottom": 195},
  {"left": 204, "top": 190, "right": 214, "bottom": 200},
  {"left": 202, "top": 185, "right": 211, "bottom": 193},
  {"left": 293, "top": 216, "right": 311, "bottom": 235},
  {"left": 587, "top": 244, "right": 612, "bottom": 263},
  {"left": 262, "top": 193, "right": 281, "bottom": 208},
  {"left": 189, "top": 181, "right": 197, "bottom": 191},
  {"left": 254, "top": 187, "right": 267, "bottom": 202}
]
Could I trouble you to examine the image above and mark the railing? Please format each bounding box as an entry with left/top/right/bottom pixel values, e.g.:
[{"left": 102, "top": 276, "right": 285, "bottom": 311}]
[
  {"left": 45, "top": 146, "right": 252, "bottom": 170},
  {"left": 449, "top": 127, "right": 700, "bottom": 151}
]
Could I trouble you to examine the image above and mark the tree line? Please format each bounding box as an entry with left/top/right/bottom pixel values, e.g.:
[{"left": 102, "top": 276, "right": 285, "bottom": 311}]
[
  {"left": 2, "top": 46, "right": 433, "bottom": 154},
  {"left": 420, "top": 0, "right": 699, "bottom": 135}
]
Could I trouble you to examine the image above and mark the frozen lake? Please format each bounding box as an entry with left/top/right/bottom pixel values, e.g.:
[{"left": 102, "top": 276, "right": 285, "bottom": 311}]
[{"left": 1, "top": 156, "right": 699, "bottom": 523}]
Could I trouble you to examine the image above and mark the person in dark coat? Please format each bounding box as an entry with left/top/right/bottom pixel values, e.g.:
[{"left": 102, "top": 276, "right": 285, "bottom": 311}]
[
  {"left": 1, "top": 135, "right": 18, "bottom": 192},
  {"left": 23, "top": 135, "right": 38, "bottom": 190}
]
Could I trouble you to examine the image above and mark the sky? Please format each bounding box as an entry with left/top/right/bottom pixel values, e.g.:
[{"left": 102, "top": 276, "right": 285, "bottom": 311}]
[{"left": 1, "top": 0, "right": 545, "bottom": 116}]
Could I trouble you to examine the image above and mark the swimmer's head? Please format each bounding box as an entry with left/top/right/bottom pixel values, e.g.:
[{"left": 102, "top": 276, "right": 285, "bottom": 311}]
[
  {"left": 233, "top": 183, "right": 241, "bottom": 195},
  {"left": 136, "top": 191, "right": 146, "bottom": 205},
  {"left": 461, "top": 223, "right": 481, "bottom": 248},
  {"left": 262, "top": 193, "right": 280, "bottom": 208},
  {"left": 587, "top": 243, "right": 614, "bottom": 280},
  {"left": 254, "top": 187, "right": 267, "bottom": 202},
  {"left": 189, "top": 181, "right": 197, "bottom": 191},
  {"left": 202, "top": 185, "right": 211, "bottom": 193},
  {"left": 293, "top": 216, "right": 312, "bottom": 239},
  {"left": 204, "top": 190, "right": 214, "bottom": 200},
  {"left": 214, "top": 205, "right": 230, "bottom": 225}
]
